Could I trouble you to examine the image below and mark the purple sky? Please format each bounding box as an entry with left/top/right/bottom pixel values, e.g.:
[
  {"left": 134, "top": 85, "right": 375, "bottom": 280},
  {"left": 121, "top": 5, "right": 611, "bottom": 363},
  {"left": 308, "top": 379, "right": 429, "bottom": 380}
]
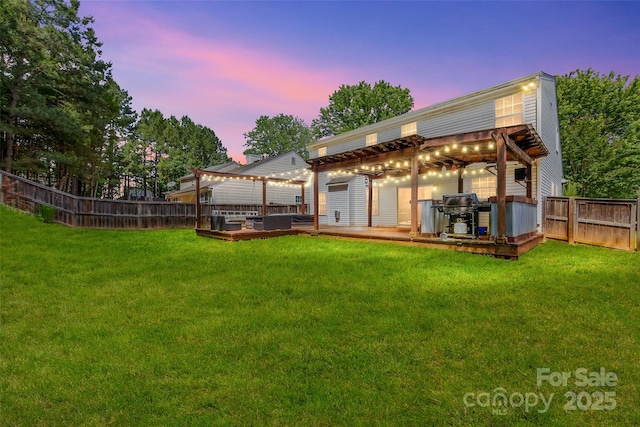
[{"left": 79, "top": 1, "right": 639, "bottom": 163}]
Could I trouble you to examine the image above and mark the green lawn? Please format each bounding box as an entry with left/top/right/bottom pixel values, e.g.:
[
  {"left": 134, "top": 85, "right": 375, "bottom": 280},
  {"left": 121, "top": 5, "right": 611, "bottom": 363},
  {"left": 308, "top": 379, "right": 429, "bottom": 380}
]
[{"left": 1, "top": 205, "right": 639, "bottom": 426}]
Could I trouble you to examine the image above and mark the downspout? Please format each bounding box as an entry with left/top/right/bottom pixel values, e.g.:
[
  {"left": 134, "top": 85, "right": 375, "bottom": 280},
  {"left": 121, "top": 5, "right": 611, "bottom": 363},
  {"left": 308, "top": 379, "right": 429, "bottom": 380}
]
[{"left": 536, "top": 76, "right": 543, "bottom": 230}]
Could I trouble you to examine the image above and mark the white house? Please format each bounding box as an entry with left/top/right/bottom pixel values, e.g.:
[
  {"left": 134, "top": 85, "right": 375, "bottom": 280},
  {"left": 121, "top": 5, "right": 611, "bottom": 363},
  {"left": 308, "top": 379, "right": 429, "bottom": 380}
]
[
  {"left": 306, "top": 72, "right": 564, "bottom": 240},
  {"left": 167, "top": 151, "right": 312, "bottom": 211}
]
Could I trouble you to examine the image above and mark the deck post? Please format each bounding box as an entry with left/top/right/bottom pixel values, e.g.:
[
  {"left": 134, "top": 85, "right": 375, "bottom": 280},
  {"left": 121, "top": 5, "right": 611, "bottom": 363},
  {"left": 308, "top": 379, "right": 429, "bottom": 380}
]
[
  {"left": 313, "top": 169, "right": 319, "bottom": 231},
  {"left": 526, "top": 163, "right": 533, "bottom": 199},
  {"left": 457, "top": 168, "right": 464, "bottom": 193},
  {"left": 194, "top": 171, "right": 201, "bottom": 229},
  {"left": 368, "top": 176, "right": 373, "bottom": 228},
  {"left": 300, "top": 183, "right": 305, "bottom": 215},
  {"left": 410, "top": 153, "right": 419, "bottom": 236},
  {"left": 495, "top": 132, "right": 507, "bottom": 242},
  {"left": 262, "top": 179, "right": 267, "bottom": 216}
]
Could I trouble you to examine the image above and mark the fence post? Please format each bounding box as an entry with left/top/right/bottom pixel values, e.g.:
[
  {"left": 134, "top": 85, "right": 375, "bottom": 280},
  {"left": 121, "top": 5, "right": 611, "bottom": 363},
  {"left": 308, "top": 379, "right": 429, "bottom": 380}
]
[
  {"left": 636, "top": 198, "right": 640, "bottom": 251},
  {"left": 567, "top": 197, "right": 575, "bottom": 244},
  {"left": 74, "top": 197, "right": 79, "bottom": 227},
  {"left": 542, "top": 197, "right": 547, "bottom": 235}
]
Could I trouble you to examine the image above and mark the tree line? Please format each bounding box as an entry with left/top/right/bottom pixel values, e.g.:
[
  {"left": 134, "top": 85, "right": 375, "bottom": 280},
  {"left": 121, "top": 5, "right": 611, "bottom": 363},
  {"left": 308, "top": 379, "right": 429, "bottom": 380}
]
[{"left": 0, "top": 0, "right": 230, "bottom": 199}]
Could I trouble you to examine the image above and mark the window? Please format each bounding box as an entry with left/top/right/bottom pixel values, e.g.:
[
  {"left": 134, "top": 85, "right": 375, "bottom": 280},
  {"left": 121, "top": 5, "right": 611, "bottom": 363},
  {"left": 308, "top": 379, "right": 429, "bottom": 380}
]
[
  {"left": 472, "top": 176, "right": 497, "bottom": 199},
  {"left": 295, "top": 195, "right": 302, "bottom": 204},
  {"left": 291, "top": 157, "right": 296, "bottom": 165},
  {"left": 317, "top": 146, "right": 327, "bottom": 157},
  {"left": 318, "top": 192, "right": 327, "bottom": 215},
  {"left": 495, "top": 93, "right": 523, "bottom": 127},
  {"left": 401, "top": 122, "right": 417, "bottom": 137},
  {"left": 366, "top": 133, "right": 377, "bottom": 146},
  {"left": 367, "top": 186, "right": 379, "bottom": 216}
]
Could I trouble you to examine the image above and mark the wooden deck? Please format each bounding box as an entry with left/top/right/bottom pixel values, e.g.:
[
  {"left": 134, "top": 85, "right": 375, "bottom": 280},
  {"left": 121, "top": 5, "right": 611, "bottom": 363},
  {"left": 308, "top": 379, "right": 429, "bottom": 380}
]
[
  {"left": 195, "top": 226, "right": 306, "bottom": 241},
  {"left": 196, "top": 224, "right": 544, "bottom": 259}
]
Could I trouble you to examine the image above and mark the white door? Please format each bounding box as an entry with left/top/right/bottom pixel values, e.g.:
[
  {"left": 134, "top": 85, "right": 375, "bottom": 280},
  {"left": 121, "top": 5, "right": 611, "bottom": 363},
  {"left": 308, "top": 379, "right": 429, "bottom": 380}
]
[{"left": 328, "top": 185, "right": 349, "bottom": 226}]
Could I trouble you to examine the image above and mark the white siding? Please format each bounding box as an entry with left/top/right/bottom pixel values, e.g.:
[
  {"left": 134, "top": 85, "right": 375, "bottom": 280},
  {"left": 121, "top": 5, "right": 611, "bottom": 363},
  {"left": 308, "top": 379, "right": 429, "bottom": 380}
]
[
  {"left": 349, "top": 176, "right": 368, "bottom": 226},
  {"left": 523, "top": 91, "right": 537, "bottom": 127},
  {"left": 420, "top": 101, "right": 495, "bottom": 137},
  {"left": 373, "top": 184, "right": 398, "bottom": 227},
  {"left": 536, "top": 75, "right": 564, "bottom": 227}
]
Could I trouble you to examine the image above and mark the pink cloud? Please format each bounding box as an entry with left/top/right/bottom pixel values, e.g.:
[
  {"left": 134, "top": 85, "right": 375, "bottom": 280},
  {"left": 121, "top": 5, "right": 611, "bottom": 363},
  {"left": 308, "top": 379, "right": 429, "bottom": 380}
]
[{"left": 83, "top": 2, "right": 350, "bottom": 162}]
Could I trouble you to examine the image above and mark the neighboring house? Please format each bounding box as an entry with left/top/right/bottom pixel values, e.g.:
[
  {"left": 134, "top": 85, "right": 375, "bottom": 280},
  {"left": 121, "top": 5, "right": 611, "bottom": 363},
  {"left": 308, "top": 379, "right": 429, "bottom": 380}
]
[
  {"left": 307, "top": 71, "right": 564, "bottom": 231},
  {"left": 167, "top": 161, "right": 241, "bottom": 203},
  {"left": 166, "top": 151, "right": 311, "bottom": 209}
]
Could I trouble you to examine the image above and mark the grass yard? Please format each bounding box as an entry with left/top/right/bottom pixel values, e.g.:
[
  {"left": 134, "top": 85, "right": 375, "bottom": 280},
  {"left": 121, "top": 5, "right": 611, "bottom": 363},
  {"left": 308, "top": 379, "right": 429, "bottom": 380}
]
[{"left": 1, "top": 205, "right": 639, "bottom": 426}]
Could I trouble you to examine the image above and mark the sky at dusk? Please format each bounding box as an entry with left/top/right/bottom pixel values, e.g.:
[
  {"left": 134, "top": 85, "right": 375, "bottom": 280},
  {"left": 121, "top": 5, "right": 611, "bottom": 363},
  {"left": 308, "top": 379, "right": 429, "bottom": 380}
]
[{"left": 79, "top": 1, "right": 640, "bottom": 163}]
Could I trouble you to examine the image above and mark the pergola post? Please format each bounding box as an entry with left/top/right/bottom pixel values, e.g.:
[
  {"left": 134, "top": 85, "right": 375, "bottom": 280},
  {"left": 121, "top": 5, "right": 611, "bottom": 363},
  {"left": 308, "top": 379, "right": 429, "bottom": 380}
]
[
  {"left": 313, "top": 170, "right": 319, "bottom": 231},
  {"left": 194, "top": 171, "right": 201, "bottom": 229},
  {"left": 495, "top": 132, "right": 508, "bottom": 242},
  {"left": 526, "top": 163, "right": 533, "bottom": 199},
  {"left": 410, "top": 153, "right": 419, "bottom": 236},
  {"left": 368, "top": 176, "right": 373, "bottom": 228},
  {"left": 300, "top": 184, "right": 305, "bottom": 215}
]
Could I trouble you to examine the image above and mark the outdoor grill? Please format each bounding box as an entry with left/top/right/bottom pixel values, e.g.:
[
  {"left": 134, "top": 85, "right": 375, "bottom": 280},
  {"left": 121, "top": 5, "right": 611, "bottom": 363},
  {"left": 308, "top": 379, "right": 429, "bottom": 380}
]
[{"left": 436, "top": 193, "right": 485, "bottom": 237}]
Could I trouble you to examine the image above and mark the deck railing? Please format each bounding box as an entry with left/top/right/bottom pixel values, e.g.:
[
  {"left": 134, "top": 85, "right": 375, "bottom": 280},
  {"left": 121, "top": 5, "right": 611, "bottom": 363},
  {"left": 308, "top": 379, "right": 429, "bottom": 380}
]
[
  {"left": 544, "top": 196, "right": 639, "bottom": 251},
  {"left": 1, "top": 171, "right": 306, "bottom": 229}
]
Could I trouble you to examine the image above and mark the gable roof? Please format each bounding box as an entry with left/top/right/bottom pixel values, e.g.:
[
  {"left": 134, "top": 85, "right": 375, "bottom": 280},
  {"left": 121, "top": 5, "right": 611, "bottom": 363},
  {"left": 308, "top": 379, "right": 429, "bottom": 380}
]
[{"left": 229, "top": 150, "right": 305, "bottom": 175}]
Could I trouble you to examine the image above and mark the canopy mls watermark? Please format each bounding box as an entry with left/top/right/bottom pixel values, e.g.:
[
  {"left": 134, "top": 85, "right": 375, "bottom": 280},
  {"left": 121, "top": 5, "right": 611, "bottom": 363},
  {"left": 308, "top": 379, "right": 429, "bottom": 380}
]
[{"left": 463, "top": 367, "right": 618, "bottom": 416}]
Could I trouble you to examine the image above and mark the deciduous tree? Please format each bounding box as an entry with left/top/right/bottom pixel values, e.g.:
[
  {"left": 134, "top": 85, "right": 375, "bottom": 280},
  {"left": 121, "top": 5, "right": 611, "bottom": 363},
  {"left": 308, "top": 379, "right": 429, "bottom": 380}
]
[
  {"left": 311, "top": 80, "right": 414, "bottom": 139},
  {"left": 557, "top": 69, "right": 640, "bottom": 198},
  {"left": 243, "top": 114, "right": 312, "bottom": 159}
]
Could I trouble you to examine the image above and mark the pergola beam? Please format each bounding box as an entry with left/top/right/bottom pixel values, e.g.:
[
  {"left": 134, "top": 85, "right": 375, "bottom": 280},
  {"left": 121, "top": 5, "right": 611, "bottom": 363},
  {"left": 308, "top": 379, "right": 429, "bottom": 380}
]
[
  {"left": 418, "top": 129, "right": 495, "bottom": 150},
  {"left": 311, "top": 146, "right": 417, "bottom": 173},
  {"left": 190, "top": 169, "right": 306, "bottom": 185},
  {"left": 497, "top": 132, "right": 534, "bottom": 165}
]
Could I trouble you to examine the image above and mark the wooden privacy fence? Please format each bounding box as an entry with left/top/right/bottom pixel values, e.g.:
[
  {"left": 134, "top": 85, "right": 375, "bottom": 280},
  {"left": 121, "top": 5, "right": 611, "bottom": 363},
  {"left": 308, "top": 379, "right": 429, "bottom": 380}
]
[
  {"left": 1, "top": 171, "right": 306, "bottom": 230},
  {"left": 544, "top": 196, "right": 639, "bottom": 251}
]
